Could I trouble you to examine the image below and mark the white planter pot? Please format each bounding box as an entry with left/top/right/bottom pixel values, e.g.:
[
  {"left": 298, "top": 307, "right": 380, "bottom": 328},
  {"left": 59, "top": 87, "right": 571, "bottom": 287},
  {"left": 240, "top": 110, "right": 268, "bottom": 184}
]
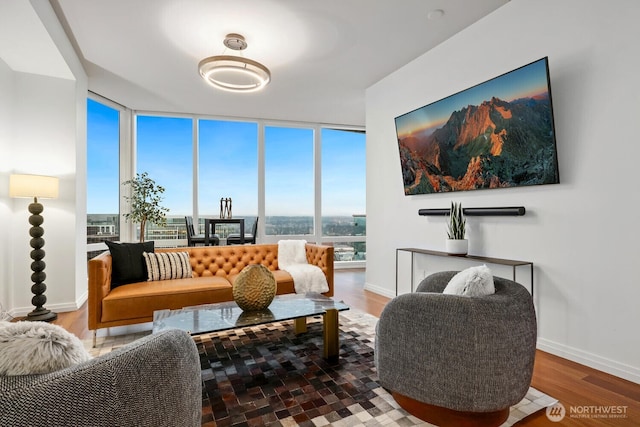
[{"left": 446, "top": 239, "right": 468, "bottom": 255}]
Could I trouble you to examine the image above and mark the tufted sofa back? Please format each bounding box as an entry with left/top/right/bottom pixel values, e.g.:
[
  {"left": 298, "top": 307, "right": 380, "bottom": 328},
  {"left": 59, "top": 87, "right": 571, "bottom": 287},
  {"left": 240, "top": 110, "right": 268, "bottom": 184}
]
[
  {"left": 160, "top": 245, "right": 279, "bottom": 277},
  {"left": 157, "top": 244, "right": 332, "bottom": 280}
]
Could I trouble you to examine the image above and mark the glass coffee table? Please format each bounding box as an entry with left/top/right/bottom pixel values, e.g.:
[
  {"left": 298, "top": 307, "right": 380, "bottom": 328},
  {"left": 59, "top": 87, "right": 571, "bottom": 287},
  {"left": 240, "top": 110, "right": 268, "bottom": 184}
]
[{"left": 153, "top": 293, "right": 349, "bottom": 360}]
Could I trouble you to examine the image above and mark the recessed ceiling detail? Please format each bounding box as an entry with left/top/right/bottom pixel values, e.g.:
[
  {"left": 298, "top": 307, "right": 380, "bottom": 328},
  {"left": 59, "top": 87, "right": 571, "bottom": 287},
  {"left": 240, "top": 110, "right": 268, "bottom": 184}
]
[
  {"left": 427, "top": 9, "right": 445, "bottom": 20},
  {"left": 198, "top": 33, "right": 271, "bottom": 93}
]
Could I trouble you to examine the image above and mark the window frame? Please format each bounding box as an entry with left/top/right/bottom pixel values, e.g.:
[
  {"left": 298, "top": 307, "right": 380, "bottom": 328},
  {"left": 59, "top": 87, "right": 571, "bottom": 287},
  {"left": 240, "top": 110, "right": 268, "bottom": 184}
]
[
  {"left": 87, "top": 98, "right": 366, "bottom": 267},
  {"left": 86, "top": 93, "right": 130, "bottom": 252}
]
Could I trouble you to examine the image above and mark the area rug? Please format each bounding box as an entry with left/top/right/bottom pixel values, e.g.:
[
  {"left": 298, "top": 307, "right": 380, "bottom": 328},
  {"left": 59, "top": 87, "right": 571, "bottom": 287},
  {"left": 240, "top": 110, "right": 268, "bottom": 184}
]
[{"left": 86, "top": 310, "right": 557, "bottom": 426}]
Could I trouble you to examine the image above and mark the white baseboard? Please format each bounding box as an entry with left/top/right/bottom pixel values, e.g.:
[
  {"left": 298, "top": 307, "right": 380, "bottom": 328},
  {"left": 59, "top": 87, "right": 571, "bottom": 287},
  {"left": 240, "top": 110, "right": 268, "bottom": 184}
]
[
  {"left": 335, "top": 261, "right": 366, "bottom": 269},
  {"left": 75, "top": 290, "right": 88, "bottom": 310},
  {"left": 8, "top": 291, "right": 88, "bottom": 319},
  {"left": 363, "top": 282, "right": 396, "bottom": 298},
  {"left": 537, "top": 337, "right": 640, "bottom": 385}
]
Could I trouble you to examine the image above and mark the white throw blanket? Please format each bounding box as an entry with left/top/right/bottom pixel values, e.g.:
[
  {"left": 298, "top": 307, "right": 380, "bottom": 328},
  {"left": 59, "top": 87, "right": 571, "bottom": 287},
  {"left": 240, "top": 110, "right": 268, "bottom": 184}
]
[{"left": 278, "top": 240, "right": 329, "bottom": 294}]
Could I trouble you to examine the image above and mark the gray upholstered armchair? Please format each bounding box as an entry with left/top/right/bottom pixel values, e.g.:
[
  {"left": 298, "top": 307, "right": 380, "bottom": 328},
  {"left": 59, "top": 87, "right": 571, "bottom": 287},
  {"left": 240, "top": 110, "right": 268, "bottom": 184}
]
[
  {"left": 0, "top": 329, "right": 201, "bottom": 427},
  {"left": 375, "top": 271, "right": 537, "bottom": 426}
]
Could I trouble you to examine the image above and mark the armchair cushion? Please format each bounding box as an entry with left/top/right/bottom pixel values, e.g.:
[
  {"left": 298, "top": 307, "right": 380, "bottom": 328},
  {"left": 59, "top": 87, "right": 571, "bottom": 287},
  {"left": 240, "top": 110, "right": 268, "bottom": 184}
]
[
  {"left": 105, "top": 241, "right": 154, "bottom": 287},
  {"left": 0, "top": 321, "right": 91, "bottom": 376},
  {"left": 443, "top": 264, "right": 495, "bottom": 297}
]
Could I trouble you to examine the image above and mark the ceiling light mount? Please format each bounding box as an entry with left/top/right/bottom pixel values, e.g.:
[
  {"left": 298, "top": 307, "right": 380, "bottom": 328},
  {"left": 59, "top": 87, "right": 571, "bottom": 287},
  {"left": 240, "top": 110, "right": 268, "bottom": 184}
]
[
  {"left": 223, "top": 33, "right": 247, "bottom": 51},
  {"left": 199, "top": 33, "right": 270, "bottom": 93}
]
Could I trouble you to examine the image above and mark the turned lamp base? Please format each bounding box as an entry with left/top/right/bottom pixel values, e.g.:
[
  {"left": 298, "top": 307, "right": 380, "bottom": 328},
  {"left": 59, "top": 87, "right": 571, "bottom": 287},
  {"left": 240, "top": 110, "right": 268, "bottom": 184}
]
[
  {"left": 26, "top": 198, "right": 57, "bottom": 323},
  {"left": 9, "top": 174, "right": 59, "bottom": 323},
  {"left": 26, "top": 308, "right": 57, "bottom": 322}
]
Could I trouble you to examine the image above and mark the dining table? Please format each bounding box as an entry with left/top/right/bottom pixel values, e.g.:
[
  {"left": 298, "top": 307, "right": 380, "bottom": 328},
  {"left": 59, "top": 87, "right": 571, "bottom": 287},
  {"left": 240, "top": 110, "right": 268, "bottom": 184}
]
[{"left": 204, "top": 218, "right": 244, "bottom": 245}]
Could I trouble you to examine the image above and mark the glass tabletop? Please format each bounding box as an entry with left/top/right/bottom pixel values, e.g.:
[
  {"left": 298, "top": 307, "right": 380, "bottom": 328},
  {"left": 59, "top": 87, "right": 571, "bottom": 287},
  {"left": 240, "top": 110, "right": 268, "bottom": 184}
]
[{"left": 152, "top": 292, "right": 350, "bottom": 335}]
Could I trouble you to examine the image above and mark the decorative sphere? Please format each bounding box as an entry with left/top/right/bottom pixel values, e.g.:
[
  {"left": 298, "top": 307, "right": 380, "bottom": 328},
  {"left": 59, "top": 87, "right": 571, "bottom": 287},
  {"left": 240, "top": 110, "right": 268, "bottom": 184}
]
[
  {"left": 31, "top": 283, "right": 46, "bottom": 295},
  {"left": 28, "top": 202, "right": 43, "bottom": 215},
  {"left": 29, "top": 226, "right": 44, "bottom": 238},
  {"left": 31, "top": 271, "right": 46, "bottom": 283},
  {"left": 31, "top": 260, "right": 46, "bottom": 272},
  {"left": 32, "top": 294, "right": 47, "bottom": 307},
  {"left": 232, "top": 264, "right": 277, "bottom": 311},
  {"left": 28, "top": 213, "right": 43, "bottom": 226},
  {"left": 30, "top": 237, "right": 45, "bottom": 249},
  {"left": 30, "top": 249, "right": 45, "bottom": 261}
]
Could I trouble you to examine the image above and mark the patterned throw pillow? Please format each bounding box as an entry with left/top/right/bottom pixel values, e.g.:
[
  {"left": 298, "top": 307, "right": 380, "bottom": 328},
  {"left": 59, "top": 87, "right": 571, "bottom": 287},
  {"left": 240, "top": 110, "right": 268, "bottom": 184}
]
[{"left": 143, "top": 252, "right": 193, "bottom": 281}]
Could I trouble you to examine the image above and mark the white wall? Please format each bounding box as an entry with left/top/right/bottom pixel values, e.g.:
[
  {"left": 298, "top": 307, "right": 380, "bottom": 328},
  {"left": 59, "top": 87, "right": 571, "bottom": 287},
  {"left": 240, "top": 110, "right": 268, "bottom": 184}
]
[
  {"left": 9, "top": 74, "right": 80, "bottom": 311},
  {"left": 0, "top": 0, "right": 88, "bottom": 316},
  {"left": 366, "top": 0, "right": 640, "bottom": 384},
  {"left": 0, "top": 59, "right": 14, "bottom": 319}
]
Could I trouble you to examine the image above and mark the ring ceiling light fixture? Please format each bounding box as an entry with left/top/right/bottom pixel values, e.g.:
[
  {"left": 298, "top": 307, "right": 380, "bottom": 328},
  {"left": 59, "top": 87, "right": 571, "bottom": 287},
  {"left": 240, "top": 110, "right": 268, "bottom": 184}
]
[{"left": 198, "top": 33, "right": 271, "bottom": 93}]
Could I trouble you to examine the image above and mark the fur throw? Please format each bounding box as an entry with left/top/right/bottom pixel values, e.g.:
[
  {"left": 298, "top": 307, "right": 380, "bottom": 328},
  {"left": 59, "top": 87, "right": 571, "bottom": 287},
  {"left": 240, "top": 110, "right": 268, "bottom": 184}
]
[
  {"left": 0, "top": 320, "right": 92, "bottom": 375},
  {"left": 277, "top": 240, "right": 329, "bottom": 294}
]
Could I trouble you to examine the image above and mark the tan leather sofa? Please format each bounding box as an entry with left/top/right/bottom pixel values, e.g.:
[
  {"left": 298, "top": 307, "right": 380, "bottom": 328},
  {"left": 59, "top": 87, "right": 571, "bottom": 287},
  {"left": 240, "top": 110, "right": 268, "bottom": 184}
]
[{"left": 88, "top": 243, "right": 334, "bottom": 343}]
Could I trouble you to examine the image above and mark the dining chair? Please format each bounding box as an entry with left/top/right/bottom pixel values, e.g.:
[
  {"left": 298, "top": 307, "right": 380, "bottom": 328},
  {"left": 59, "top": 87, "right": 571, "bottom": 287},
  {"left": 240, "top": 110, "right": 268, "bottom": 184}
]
[
  {"left": 185, "top": 216, "right": 219, "bottom": 246},
  {"left": 227, "top": 216, "right": 258, "bottom": 245}
]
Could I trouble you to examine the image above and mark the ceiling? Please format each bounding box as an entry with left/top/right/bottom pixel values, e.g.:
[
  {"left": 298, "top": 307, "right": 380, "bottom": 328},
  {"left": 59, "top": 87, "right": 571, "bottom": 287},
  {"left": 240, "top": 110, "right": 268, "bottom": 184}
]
[{"left": 52, "top": 0, "right": 509, "bottom": 126}]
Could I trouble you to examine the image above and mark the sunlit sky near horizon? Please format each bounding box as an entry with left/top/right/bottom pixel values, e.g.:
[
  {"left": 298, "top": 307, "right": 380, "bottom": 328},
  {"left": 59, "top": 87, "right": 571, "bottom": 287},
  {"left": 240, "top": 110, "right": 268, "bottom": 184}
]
[
  {"left": 87, "top": 101, "right": 366, "bottom": 217},
  {"left": 395, "top": 58, "right": 551, "bottom": 138}
]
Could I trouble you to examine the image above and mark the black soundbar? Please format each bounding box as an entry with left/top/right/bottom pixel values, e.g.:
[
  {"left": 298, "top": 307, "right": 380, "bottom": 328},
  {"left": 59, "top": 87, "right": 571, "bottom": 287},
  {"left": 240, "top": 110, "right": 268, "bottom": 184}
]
[{"left": 418, "top": 206, "right": 526, "bottom": 216}]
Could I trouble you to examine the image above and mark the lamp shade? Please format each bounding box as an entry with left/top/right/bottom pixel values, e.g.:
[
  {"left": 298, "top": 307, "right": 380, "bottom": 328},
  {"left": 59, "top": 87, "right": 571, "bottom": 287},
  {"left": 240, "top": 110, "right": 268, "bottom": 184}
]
[{"left": 9, "top": 174, "right": 59, "bottom": 199}]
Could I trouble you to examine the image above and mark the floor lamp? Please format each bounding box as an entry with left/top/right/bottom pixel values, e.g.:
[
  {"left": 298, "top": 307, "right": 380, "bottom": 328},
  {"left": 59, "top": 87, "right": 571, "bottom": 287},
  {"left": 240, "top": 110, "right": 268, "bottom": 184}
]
[{"left": 9, "top": 174, "right": 59, "bottom": 322}]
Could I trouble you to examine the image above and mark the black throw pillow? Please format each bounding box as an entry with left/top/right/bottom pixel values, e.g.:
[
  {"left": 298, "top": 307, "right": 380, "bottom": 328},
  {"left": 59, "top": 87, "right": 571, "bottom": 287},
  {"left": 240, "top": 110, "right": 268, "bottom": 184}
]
[{"left": 105, "top": 241, "right": 154, "bottom": 287}]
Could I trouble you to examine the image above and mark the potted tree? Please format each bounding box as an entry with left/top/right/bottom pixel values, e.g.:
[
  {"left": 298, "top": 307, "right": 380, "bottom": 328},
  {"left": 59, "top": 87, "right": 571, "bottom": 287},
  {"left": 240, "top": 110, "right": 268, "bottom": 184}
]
[
  {"left": 445, "top": 201, "right": 468, "bottom": 255},
  {"left": 123, "top": 172, "right": 169, "bottom": 242}
]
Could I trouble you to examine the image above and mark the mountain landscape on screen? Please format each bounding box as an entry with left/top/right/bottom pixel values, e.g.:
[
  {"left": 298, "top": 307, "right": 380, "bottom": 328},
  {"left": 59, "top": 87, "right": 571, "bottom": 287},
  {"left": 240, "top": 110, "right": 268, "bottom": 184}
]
[{"left": 395, "top": 58, "right": 559, "bottom": 195}]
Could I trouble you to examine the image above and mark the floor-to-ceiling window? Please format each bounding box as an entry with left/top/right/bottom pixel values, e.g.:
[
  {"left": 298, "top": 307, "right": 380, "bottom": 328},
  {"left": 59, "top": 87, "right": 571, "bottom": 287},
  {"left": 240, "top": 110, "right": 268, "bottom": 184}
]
[
  {"left": 264, "top": 126, "right": 314, "bottom": 236},
  {"left": 87, "top": 98, "right": 366, "bottom": 265},
  {"left": 136, "top": 115, "right": 193, "bottom": 243},
  {"left": 198, "top": 119, "right": 258, "bottom": 238},
  {"left": 86, "top": 97, "right": 120, "bottom": 248},
  {"left": 321, "top": 128, "right": 366, "bottom": 260}
]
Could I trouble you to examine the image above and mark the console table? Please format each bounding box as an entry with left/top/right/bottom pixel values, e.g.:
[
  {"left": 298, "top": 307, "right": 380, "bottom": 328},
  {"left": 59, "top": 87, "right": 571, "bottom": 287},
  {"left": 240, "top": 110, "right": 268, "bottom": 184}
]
[{"left": 395, "top": 248, "right": 533, "bottom": 296}]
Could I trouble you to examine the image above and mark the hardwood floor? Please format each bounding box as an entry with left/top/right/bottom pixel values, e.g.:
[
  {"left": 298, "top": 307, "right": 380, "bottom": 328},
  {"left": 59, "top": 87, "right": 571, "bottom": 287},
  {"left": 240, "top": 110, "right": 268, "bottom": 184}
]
[{"left": 54, "top": 269, "right": 639, "bottom": 426}]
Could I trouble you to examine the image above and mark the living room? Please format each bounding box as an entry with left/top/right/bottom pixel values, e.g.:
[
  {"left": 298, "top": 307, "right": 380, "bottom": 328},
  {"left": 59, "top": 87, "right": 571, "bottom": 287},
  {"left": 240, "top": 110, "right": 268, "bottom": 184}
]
[{"left": 1, "top": 0, "right": 639, "bottom": 425}]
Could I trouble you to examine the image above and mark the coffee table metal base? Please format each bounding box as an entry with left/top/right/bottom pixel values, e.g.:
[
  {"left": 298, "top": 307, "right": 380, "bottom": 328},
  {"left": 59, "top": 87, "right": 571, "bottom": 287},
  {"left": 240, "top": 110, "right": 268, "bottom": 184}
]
[{"left": 293, "top": 308, "right": 340, "bottom": 360}]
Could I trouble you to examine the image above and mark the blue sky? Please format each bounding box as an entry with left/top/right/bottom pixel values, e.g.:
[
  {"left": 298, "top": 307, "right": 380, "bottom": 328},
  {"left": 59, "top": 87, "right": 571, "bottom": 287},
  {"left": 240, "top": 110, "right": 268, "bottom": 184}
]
[
  {"left": 87, "top": 101, "right": 366, "bottom": 217},
  {"left": 395, "top": 58, "right": 550, "bottom": 138}
]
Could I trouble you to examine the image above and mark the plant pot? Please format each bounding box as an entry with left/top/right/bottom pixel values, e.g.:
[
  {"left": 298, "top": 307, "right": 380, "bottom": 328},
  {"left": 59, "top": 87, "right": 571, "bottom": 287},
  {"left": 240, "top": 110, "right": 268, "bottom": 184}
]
[{"left": 446, "top": 239, "right": 468, "bottom": 256}]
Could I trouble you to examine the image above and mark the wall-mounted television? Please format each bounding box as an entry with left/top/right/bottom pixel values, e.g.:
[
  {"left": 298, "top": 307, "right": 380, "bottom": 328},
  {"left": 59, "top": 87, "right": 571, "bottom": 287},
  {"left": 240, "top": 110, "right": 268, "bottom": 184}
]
[{"left": 395, "top": 57, "right": 559, "bottom": 195}]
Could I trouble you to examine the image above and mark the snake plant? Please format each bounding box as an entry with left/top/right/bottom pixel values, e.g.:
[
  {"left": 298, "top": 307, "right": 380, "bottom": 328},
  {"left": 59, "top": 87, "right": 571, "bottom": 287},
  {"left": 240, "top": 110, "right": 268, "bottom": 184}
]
[{"left": 447, "top": 201, "right": 466, "bottom": 240}]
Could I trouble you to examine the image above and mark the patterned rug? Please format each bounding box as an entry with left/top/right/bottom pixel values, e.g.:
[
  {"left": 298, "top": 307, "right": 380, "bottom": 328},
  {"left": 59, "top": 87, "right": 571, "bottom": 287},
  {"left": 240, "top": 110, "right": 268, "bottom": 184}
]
[{"left": 87, "top": 310, "right": 556, "bottom": 426}]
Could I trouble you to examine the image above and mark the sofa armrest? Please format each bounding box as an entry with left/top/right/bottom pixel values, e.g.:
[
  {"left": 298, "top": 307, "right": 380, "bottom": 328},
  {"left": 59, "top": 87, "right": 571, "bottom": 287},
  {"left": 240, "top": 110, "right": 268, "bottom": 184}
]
[
  {"left": 305, "top": 243, "right": 334, "bottom": 296},
  {"left": 0, "top": 329, "right": 201, "bottom": 427},
  {"left": 87, "top": 250, "right": 112, "bottom": 331}
]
